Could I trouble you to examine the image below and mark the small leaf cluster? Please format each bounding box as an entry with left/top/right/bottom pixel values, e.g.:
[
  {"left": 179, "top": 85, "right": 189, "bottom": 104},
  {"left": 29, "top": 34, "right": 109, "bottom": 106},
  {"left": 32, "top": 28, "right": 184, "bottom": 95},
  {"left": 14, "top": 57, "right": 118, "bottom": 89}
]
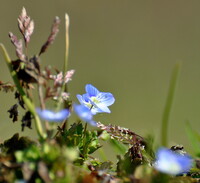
[{"left": 56, "top": 122, "right": 101, "bottom": 161}]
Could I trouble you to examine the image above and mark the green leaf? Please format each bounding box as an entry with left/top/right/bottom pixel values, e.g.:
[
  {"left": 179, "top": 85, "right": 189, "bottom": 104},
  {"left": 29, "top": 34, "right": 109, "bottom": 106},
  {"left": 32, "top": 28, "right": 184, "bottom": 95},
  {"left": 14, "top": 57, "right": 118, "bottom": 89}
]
[
  {"left": 109, "top": 139, "right": 127, "bottom": 155},
  {"left": 185, "top": 121, "right": 200, "bottom": 156},
  {"left": 61, "top": 122, "right": 84, "bottom": 147},
  {"left": 95, "top": 161, "right": 113, "bottom": 171}
]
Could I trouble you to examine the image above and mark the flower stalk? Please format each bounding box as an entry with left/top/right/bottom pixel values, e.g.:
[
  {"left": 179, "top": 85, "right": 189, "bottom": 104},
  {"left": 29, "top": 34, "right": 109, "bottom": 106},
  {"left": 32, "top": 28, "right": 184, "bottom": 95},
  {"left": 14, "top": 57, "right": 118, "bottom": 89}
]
[
  {"left": 64, "top": 13, "right": 70, "bottom": 75},
  {"left": 56, "top": 14, "right": 70, "bottom": 111},
  {"left": 0, "top": 43, "right": 46, "bottom": 140},
  {"left": 55, "top": 14, "right": 70, "bottom": 131}
]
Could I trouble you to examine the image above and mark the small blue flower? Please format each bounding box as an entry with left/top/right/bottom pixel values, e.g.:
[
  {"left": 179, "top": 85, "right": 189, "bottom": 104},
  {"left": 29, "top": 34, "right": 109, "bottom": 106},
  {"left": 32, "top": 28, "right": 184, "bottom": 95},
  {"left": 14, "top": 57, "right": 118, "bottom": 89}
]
[
  {"left": 36, "top": 108, "right": 70, "bottom": 122},
  {"left": 154, "top": 148, "right": 193, "bottom": 175},
  {"left": 73, "top": 104, "right": 97, "bottom": 126},
  {"left": 77, "top": 84, "right": 115, "bottom": 115}
]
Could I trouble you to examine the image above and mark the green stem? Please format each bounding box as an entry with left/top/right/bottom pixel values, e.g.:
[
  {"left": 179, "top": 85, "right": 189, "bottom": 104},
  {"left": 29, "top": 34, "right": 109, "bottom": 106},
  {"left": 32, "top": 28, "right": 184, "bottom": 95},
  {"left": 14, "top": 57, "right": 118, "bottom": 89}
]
[
  {"left": 82, "top": 123, "right": 88, "bottom": 158},
  {"left": 161, "top": 63, "right": 181, "bottom": 147},
  {"left": 0, "top": 43, "right": 46, "bottom": 140},
  {"left": 55, "top": 14, "right": 70, "bottom": 112},
  {"left": 63, "top": 13, "right": 69, "bottom": 76},
  {"left": 82, "top": 105, "right": 94, "bottom": 158},
  {"left": 55, "top": 14, "right": 70, "bottom": 132}
]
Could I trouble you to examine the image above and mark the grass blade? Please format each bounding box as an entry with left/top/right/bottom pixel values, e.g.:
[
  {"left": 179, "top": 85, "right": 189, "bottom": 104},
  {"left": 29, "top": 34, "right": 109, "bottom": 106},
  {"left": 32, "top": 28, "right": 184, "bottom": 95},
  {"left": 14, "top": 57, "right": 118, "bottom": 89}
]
[
  {"left": 161, "top": 63, "right": 181, "bottom": 147},
  {"left": 185, "top": 121, "right": 200, "bottom": 156}
]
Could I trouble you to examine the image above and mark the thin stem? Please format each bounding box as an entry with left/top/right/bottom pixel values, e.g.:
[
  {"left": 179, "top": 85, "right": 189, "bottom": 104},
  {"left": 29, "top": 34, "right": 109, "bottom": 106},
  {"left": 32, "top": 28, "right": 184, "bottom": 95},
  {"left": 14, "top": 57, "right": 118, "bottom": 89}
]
[
  {"left": 82, "top": 105, "right": 93, "bottom": 158},
  {"left": 38, "top": 84, "right": 45, "bottom": 109},
  {"left": 82, "top": 123, "right": 88, "bottom": 158},
  {"left": 38, "top": 84, "right": 50, "bottom": 132},
  {"left": 0, "top": 43, "right": 46, "bottom": 140},
  {"left": 55, "top": 14, "right": 70, "bottom": 130},
  {"left": 83, "top": 123, "right": 88, "bottom": 139},
  {"left": 25, "top": 45, "right": 28, "bottom": 58},
  {"left": 64, "top": 13, "right": 69, "bottom": 75},
  {"left": 161, "top": 63, "right": 181, "bottom": 147},
  {"left": 55, "top": 14, "right": 70, "bottom": 111}
]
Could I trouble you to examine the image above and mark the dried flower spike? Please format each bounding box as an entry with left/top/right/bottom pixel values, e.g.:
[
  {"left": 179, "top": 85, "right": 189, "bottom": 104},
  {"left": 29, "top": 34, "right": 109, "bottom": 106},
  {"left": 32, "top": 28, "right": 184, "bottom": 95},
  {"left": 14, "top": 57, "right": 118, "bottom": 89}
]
[
  {"left": 97, "top": 122, "right": 143, "bottom": 145},
  {"left": 18, "top": 7, "right": 34, "bottom": 47},
  {"left": 64, "top": 69, "right": 75, "bottom": 83},
  {"left": 50, "top": 70, "right": 75, "bottom": 86},
  {"left": 39, "top": 16, "right": 60, "bottom": 56},
  {"left": 8, "top": 32, "right": 25, "bottom": 61}
]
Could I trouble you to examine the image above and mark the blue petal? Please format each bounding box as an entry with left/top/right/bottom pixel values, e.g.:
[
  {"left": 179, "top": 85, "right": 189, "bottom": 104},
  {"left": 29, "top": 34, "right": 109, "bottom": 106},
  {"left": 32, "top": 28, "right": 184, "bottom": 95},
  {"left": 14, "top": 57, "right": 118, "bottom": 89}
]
[
  {"left": 82, "top": 94, "right": 90, "bottom": 102},
  {"left": 97, "top": 92, "right": 115, "bottom": 106},
  {"left": 176, "top": 154, "right": 193, "bottom": 173},
  {"left": 77, "top": 94, "right": 90, "bottom": 104},
  {"left": 86, "top": 98, "right": 110, "bottom": 114},
  {"left": 73, "top": 104, "right": 97, "bottom": 126},
  {"left": 36, "top": 108, "right": 70, "bottom": 122},
  {"left": 154, "top": 148, "right": 192, "bottom": 175},
  {"left": 94, "top": 102, "right": 111, "bottom": 113},
  {"left": 87, "top": 120, "right": 97, "bottom": 126},
  {"left": 90, "top": 107, "right": 103, "bottom": 115},
  {"left": 77, "top": 84, "right": 115, "bottom": 115},
  {"left": 85, "top": 84, "right": 99, "bottom": 97},
  {"left": 77, "top": 94, "right": 85, "bottom": 104},
  {"left": 53, "top": 109, "right": 70, "bottom": 121},
  {"left": 74, "top": 104, "right": 93, "bottom": 121}
]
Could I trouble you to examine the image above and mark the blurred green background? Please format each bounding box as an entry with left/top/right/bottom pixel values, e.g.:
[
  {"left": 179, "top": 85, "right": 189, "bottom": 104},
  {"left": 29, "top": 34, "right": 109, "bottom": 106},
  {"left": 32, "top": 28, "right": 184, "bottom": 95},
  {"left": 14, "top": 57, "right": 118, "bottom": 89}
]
[{"left": 0, "top": 0, "right": 200, "bottom": 154}]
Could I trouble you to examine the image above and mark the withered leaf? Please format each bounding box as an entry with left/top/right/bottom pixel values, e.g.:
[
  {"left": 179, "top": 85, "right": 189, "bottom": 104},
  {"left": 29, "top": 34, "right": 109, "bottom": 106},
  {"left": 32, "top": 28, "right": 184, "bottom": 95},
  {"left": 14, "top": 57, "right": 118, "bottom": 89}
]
[
  {"left": 7, "top": 104, "right": 18, "bottom": 122},
  {"left": 11, "top": 56, "right": 45, "bottom": 84},
  {"left": 116, "top": 143, "right": 144, "bottom": 177},
  {"left": 11, "top": 59, "right": 36, "bottom": 83},
  {"left": 21, "top": 111, "right": 32, "bottom": 131},
  {"left": 0, "top": 81, "right": 15, "bottom": 93},
  {"left": 23, "top": 57, "right": 40, "bottom": 83},
  {"left": 2, "top": 133, "right": 35, "bottom": 154},
  {"left": 15, "top": 91, "right": 25, "bottom": 109}
]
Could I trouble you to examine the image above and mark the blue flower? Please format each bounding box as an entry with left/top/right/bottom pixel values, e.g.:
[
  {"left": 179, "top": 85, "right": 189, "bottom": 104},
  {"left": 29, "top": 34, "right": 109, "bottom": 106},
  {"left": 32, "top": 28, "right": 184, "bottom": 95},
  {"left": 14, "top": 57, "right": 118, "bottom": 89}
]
[
  {"left": 154, "top": 148, "right": 193, "bottom": 175},
  {"left": 36, "top": 108, "right": 70, "bottom": 122},
  {"left": 77, "top": 84, "right": 115, "bottom": 115},
  {"left": 73, "top": 104, "right": 97, "bottom": 126}
]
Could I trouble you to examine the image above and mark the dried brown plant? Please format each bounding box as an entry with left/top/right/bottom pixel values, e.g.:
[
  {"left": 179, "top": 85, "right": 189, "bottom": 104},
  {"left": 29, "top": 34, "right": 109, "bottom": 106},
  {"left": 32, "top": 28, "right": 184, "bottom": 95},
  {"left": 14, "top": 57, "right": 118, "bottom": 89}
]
[{"left": 39, "top": 16, "right": 61, "bottom": 56}]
